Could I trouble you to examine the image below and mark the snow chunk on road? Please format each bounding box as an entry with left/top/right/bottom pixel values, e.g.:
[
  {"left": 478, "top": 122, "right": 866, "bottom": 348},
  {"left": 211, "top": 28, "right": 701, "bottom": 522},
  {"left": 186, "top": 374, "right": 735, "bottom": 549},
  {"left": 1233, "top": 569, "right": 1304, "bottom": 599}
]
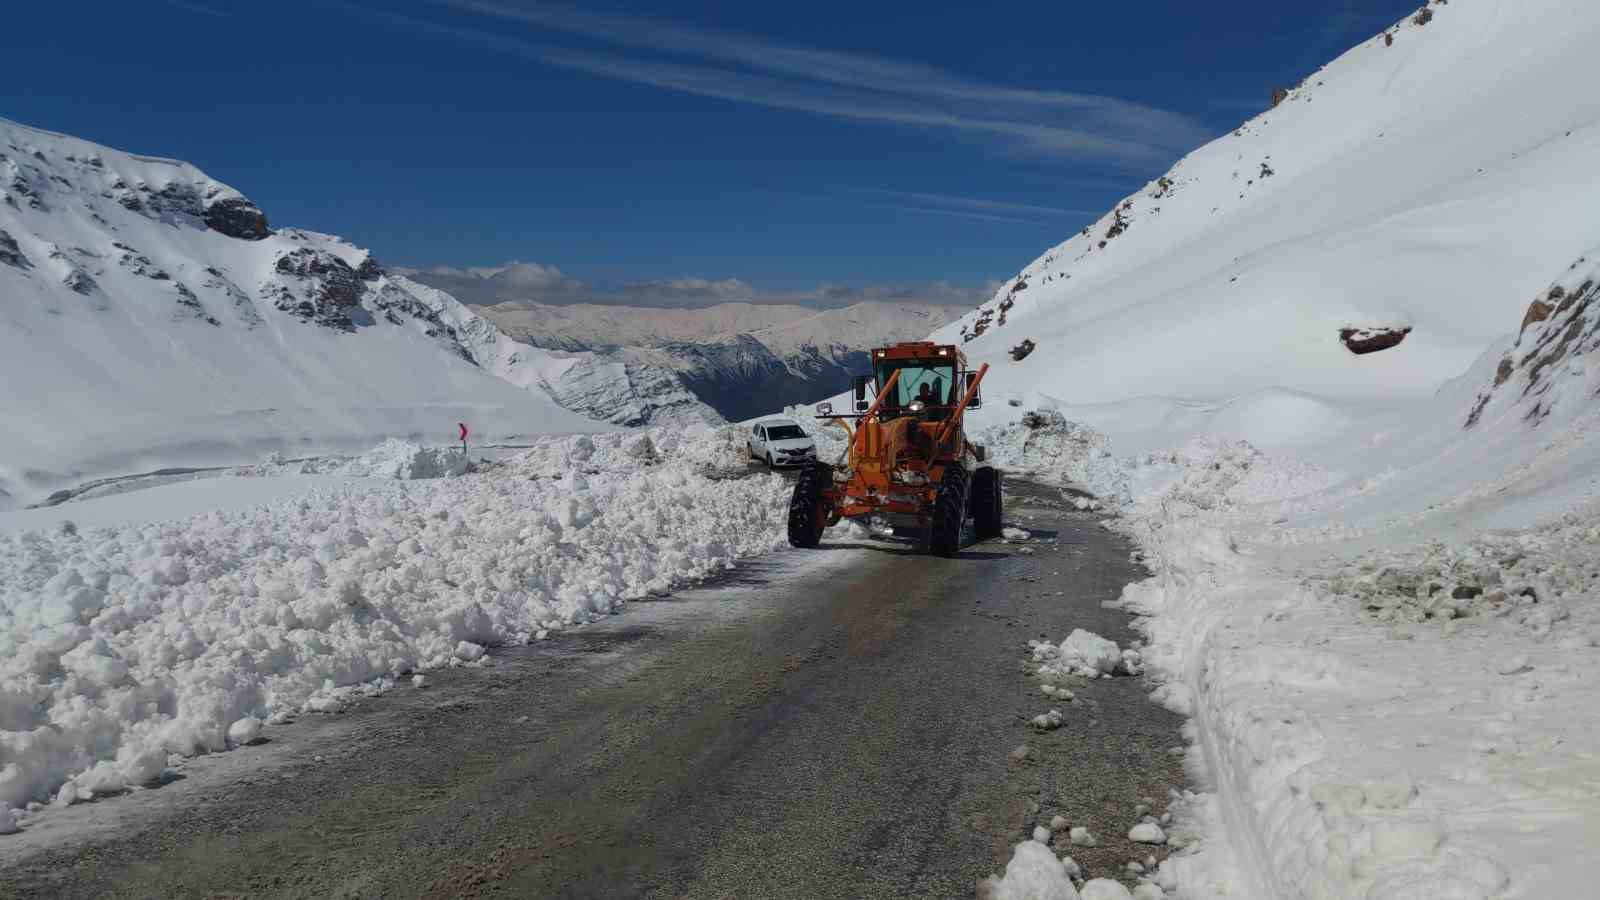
[
  {"left": 1069, "top": 826, "right": 1097, "bottom": 847},
  {"left": 978, "top": 840, "right": 1081, "bottom": 900},
  {"left": 1031, "top": 629, "right": 1141, "bottom": 678},
  {"left": 0, "top": 805, "right": 20, "bottom": 835},
  {"left": 1128, "top": 823, "right": 1167, "bottom": 844},
  {"left": 226, "top": 717, "right": 263, "bottom": 747},
  {"left": 1080, "top": 880, "right": 1134, "bottom": 900},
  {"left": 1003, "top": 526, "right": 1032, "bottom": 542}
]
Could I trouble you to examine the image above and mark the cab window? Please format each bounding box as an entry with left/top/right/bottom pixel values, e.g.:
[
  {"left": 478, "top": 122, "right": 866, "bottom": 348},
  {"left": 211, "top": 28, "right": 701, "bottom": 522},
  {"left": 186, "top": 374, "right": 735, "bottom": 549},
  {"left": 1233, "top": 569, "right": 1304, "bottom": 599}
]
[{"left": 876, "top": 362, "right": 956, "bottom": 407}]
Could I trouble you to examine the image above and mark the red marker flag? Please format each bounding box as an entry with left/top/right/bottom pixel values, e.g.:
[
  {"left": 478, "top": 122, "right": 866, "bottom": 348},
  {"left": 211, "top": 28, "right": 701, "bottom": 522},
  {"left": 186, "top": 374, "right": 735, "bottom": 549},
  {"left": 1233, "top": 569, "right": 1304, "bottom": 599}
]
[{"left": 458, "top": 422, "right": 469, "bottom": 442}]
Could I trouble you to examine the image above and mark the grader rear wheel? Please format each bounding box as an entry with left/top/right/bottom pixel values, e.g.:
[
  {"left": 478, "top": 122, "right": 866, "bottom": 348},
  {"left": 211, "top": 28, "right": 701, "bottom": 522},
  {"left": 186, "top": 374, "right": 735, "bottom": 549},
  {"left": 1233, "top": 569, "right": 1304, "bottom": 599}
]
[{"left": 971, "top": 467, "right": 1003, "bottom": 539}]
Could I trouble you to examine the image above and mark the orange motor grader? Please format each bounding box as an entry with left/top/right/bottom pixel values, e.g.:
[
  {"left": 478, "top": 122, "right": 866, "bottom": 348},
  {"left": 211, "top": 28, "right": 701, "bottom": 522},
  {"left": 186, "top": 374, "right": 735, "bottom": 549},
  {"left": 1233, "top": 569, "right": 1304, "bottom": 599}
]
[{"left": 787, "top": 341, "right": 1003, "bottom": 557}]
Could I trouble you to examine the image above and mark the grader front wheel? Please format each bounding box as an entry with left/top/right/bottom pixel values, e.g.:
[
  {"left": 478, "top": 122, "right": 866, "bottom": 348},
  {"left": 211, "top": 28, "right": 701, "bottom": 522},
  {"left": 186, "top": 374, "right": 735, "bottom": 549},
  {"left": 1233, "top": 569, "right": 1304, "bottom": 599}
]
[
  {"left": 928, "top": 467, "right": 969, "bottom": 558},
  {"left": 787, "top": 463, "right": 831, "bottom": 548}
]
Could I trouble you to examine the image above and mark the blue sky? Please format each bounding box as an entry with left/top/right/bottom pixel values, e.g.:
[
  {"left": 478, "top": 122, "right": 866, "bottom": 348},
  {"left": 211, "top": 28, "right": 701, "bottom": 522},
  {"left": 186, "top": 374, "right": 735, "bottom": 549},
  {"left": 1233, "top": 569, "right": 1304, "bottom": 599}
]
[{"left": 3, "top": 0, "right": 1419, "bottom": 305}]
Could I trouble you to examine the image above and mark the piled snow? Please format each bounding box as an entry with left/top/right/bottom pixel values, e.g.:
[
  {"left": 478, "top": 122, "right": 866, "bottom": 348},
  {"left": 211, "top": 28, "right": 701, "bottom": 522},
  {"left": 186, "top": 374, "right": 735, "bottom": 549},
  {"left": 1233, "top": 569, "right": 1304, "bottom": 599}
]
[
  {"left": 974, "top": 412, "right": 1131, "bottom": 503},
  {"left": 0, "top": 427, "right": 787, "bottom": 817},
  {"left": 250, "top": 439, "right": 470, "bottom": 480},
  {"left": 978, "top": 841, "right": 1081, "bottom": 900}
]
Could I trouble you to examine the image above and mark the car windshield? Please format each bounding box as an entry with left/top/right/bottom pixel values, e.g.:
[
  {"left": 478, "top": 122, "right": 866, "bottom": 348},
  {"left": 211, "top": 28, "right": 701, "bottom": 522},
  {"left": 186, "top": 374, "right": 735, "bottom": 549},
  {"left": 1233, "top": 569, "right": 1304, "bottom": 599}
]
[
  {"left": 876, "top": 362, "right": 956, "bottom": 407},
  {"left": 765, "top": 425, "right": 806, "bottom": 440}
]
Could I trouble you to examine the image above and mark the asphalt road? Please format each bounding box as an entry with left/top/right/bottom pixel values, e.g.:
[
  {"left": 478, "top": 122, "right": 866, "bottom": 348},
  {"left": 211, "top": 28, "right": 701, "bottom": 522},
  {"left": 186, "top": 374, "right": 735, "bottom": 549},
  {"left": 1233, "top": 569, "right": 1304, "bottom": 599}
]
[{"left": 0, "top": 480, "right": 1188, "bottom": 900}]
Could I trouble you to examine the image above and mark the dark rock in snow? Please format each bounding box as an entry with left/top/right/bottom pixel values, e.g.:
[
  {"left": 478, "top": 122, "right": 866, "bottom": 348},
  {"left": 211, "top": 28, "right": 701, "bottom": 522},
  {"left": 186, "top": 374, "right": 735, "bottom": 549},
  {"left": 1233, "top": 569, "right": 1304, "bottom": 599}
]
[
  {"left": 62, "top": 269, "right": 97, "bottom": 294},
  {"left": 356, "top": 255, "right": 382, "bottom": 281},
  {"left": 1010, "top": 339, "right": 1036, "bottom": 361},
  {"left": 274, "top": 248, "right": 365, "bottom": 330},
  {"left": 1271, "top": 87, "right": 1291, "bottom": 108},
  {"left": 1339, "top": 326, "right": 1412, "bottom": 355},
  {"left": 0, "top": 228, "right": 28, "bottom": 268},
  {"left": 151, "top": 181, "right": 204, "bottom": 219},
  {"left": 205, "top": 196, "right": 271, "bottom": 240}
]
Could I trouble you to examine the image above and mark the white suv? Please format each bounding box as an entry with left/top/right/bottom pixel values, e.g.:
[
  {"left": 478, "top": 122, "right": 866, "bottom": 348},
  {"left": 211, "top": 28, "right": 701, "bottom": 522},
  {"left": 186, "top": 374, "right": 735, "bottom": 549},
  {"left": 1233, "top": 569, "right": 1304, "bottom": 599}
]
[{"left": 748, "top": 418, "right": 818, "bottom": 468}]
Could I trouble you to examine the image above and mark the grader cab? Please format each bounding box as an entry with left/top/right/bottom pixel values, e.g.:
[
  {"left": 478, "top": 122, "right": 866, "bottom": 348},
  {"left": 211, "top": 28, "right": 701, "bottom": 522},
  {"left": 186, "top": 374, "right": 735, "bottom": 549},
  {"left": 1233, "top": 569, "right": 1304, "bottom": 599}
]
[{"left": 787, "top": 342, "right": 1003, "bottom": 557}]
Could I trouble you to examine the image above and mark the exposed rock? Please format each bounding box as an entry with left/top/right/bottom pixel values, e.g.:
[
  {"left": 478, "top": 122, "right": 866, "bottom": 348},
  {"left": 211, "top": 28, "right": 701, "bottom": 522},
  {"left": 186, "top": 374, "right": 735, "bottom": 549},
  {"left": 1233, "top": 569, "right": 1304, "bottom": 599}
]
[
  {"left": 114, "top": 242, "right": 170, "bottom": 281},
  {"left": 1339, "top": 326, "right": 1412, "bottom": 355},
  {"left": 174, "top": 282, "right": 219, "bottom": 326},
  {"left": 204, "top": 196, "right": 271, "bottom": 240},
  {"left": 150, "top": 181, "right": 203, "bottom": 219},
  {"left": 1521, "top": 299, "right": 1553, "bottom": 332},
  {"left": 1466, "top": 253, "right": 1600, "bottom": 429},
  {"left": 272, "top": 248, "right": 369, "bottom": 330},
  {"left": 1493, "top": 356, "right": 1514, "bottom": 386},
  {"left": 1414, "top": 6, "right": 1434, "bottom": 26},
  {"left": 1010, "top": 339, "right": 1036, "bottom": 361},
  {"left": 0, "top": 228, "right": 27, "bottom": 268},
  {"left": 62, "top": 269, "right": 97, "bottom": 295},
  {"left": 1271, "top": 87, "right": 1291, "bottom": 108},
  {"left": 355, "top": 255, "right": 382, "bottom": 281},
  {"left": 200, "top": 266, "right": 262, "bottom": 326}
]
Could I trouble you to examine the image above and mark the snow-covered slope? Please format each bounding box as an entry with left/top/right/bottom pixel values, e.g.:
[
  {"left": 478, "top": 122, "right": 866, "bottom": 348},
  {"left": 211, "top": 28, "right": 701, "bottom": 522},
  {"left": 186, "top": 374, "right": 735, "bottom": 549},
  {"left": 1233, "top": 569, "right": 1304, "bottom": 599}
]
[
  {"left": 478, "top": 300, "right": 960, "bottom": 421},
  {"left": 0, "top": 118, "right": 614, "bottom": 508},
  {"left": 478, "top": 299, "right": 959, "bottom": 354},
  {"left": 949, "top": 3, "right": 1600, "bottom": 898},
  {"left": 943, "top": 0, "right": 1600, "bottom": 458},
  {"left": 397, "top": 279, "right": 723, "bottom": 428}
]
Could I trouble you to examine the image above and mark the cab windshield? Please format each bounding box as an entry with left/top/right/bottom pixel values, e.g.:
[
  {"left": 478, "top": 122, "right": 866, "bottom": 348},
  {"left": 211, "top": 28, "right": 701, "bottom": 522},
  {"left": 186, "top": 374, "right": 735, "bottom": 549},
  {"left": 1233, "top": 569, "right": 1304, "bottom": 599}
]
[
  {"left": 876, "top": 362, "right": 956, "bottom": 408},
  {"left": 765, "top": 425, "right": 805, "bottom": 440}
]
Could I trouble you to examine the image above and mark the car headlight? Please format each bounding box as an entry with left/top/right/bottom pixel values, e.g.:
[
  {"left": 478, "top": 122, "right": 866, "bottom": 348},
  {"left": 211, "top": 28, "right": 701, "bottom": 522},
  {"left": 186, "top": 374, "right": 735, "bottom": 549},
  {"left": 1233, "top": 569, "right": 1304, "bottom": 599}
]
[{"left": 909, "top": 400, "right": 926, "bottom": 413}]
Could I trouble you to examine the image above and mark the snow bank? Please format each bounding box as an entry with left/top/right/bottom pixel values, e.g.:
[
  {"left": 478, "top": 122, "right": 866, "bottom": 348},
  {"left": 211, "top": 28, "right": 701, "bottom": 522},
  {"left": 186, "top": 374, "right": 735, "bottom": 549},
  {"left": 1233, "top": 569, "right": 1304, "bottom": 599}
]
[
  {"left": 0, "top": 428, "right": 787, "bottom": 816},
  {"left": 1103, "top": 455, "right": 1600, "bottom": 898},
  {"left": 974, "top": 411, "right": 1130, "bottom": 503}
]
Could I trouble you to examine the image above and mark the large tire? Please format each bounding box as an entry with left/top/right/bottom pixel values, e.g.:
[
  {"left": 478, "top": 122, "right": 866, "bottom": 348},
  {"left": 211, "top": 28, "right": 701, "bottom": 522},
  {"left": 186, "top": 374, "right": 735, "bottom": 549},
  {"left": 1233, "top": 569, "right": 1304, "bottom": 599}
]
[
  {"left": 928, "top": 466, "right": 969, "bottom": 558},
  {"left": 971, "top": 466, "right": 1003, "bottom": 539},
  {"left": 788, "top": 463, "right": 831, "bottom": 548}
]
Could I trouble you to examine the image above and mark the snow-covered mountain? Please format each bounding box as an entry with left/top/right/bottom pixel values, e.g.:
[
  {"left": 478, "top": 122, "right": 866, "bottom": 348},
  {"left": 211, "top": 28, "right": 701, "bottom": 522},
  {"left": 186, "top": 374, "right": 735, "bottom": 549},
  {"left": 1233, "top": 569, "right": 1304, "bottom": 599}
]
[
  {"left": 475, "top": 300, "right": 961, "bottom": 421},
  {"left": 945, "top": 0, "right": 1600, "bottom": 463},
  {"left": 0, "top": 117, "right": 627, "bottom": 508},
  {"left": 940, "top": 3, "right": 1600, "bottom": 897}
]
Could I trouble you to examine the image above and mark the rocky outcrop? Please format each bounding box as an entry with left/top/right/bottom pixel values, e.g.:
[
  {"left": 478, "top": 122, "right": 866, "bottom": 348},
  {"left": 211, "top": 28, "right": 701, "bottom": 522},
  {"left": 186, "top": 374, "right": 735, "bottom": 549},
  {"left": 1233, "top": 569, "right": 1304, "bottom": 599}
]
[
  {"left": 204, "top": 196, "right": 270, "bottom": 240},
  {"left": 1466, "top": 253, "right": 1600, "bottom": 428},
  {"left": 272, "top": 248, "right": 365, "bottom": 330},
  {"left": 0, "top": 228, "right": 27, "bottom": 268},
  {"left": 1340, "top": 326, "right": 1411, "bottom": 355}
]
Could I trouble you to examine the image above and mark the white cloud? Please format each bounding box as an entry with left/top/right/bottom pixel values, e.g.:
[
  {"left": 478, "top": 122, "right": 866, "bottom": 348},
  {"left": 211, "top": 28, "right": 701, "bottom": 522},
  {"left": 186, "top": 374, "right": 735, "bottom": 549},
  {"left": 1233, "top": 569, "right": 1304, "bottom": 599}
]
[{"left": 401, "top": 261, "right": 989, "bottom": 309}]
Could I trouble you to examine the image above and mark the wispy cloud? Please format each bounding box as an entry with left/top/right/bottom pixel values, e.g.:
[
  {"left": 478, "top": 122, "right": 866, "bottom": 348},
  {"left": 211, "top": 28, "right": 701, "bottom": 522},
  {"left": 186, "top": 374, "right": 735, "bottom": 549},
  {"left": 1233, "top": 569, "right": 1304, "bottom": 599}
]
[
  {"left": 166, "top": 0, "right": 229, "bottom": 16},
  {"left": 860, "top": 189, "right": 1096, "bottom": 220},
  {"left": 342, "top": 1, "right": 1212, "bottom": 162}
]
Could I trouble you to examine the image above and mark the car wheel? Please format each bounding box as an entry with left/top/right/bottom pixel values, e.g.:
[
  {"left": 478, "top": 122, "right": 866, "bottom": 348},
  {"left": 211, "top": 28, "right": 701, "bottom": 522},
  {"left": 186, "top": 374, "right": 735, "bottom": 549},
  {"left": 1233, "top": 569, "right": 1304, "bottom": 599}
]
[{"left": 766, "top": 452, "right": 775, "bottom": 468}]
